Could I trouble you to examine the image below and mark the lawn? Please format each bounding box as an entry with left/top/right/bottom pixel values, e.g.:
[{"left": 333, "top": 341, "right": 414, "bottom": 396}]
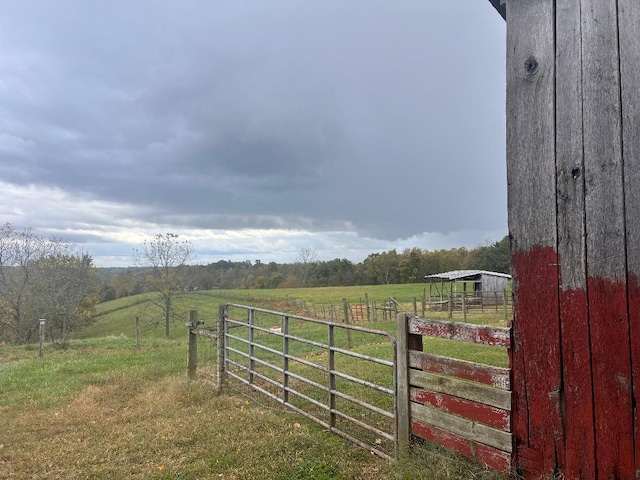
[{"left": 0, "top": 289, "right": 512, "bottom": 479}]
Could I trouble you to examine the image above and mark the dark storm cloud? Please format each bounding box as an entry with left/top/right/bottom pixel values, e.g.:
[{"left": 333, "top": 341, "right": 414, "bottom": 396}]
[{"left": 0, "top": 1, "right": 506, "bottom": 242}]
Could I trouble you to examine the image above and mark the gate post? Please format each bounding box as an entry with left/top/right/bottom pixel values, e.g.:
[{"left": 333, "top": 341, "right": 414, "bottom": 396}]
[
  {"left": 504, "top": 0, "right": 640, "bottom": 477},
  {"left": 217, "top": 304, "right": 226, "bottom": 390},
  {"left": 395, "top": 312, "right": 410, "bottom": 457},
  {"left": 187, "top": 310, "right": 198, "bottom": 380}
]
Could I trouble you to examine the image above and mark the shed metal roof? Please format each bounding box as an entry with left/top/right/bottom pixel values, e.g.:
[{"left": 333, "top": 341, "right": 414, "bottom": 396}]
[{"left": 424, "top": 270, "right": 511, "bottom": 281}]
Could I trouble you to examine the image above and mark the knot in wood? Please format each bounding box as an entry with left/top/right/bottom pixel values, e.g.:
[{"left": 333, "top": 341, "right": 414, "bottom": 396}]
[{"left": 524, "top": 56, "right": 539, "bottom": 78}]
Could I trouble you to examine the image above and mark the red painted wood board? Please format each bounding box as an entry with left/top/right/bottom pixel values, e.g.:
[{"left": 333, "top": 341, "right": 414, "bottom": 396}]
[
  {"left": 409, "top": 350, "right": 510, "bottom": 390},
  {"left": 407, "top": 317, "right": 510, "bottom": 347},
  {"left": 511, "top": 247, "right": 564, "bottom": 475},
  {"left": 411, "top": 420, "right": 511, "bottom": 473},
  {"left": 588, "top": 278, "right": 634, "bottom": 478},
  {"left": 410, "top": 387, "right": 510, "bottom": 431},
  {"left": 558, "top": 288, "right": 595, "bottom": 479}
]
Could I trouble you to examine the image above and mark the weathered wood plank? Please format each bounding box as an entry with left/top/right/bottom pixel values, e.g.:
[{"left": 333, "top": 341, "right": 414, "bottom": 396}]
[
  {"left": 410, "top": 387, "right": 510, "bottom": 431},
  {"left": 554, "top": 1, "right": 595, "bottom": 477},
  {"left": 395, "top": 313, "right": 410, "bottom": 456},
  {"left": 619, "top": 0, "right": 640, "bottom": 473},
  {"left": 407, "top": 317, "right": 510, "bottom": 347},
  {"left": 581, "top": 1, "right": 634, "bottom": 477},
  {"left": 409, "top": 369, "right": 511, "bottom": 411},
  {"left": 411, "top": 420, "right": 511, "bottom": 473},
  {"left": 506, "top": 0, "right": 561, "bottom": 474},
  {"left": 409, "top": 350, "right": 510, "bottom": 390},
  {"left": 411, "top": 402, "right": 512, "bottom": 453}
]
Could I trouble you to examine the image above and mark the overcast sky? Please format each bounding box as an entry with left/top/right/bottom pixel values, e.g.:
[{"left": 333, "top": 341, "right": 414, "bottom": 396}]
[{"left": 0, "top": 1, "right": 506, "bottom": 267}]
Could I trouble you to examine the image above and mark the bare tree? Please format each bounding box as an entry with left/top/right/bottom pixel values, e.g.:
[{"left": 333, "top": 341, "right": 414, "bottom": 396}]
[
  {"left": 133, "top": 233, "right": 194, "bottom": 337},
  {"left": 297, "top": 247, "right": 318, "bottom": 287}
]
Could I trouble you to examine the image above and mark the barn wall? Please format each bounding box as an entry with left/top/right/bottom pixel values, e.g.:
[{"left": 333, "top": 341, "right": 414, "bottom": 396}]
[{"left": 506, "top": 0, "right": 640, "bottom": 477}]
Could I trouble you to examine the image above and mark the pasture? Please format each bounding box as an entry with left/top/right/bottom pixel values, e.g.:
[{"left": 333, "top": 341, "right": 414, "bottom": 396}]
[{"left": 0, "top": 287, "right": 511, "bottom": 479}]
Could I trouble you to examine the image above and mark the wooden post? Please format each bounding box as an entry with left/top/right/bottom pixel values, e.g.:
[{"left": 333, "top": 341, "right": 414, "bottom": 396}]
[
  {"left": 135, "top": 317, "right": 141, "bottom": 348},
  {"left": 342, "top": 298, "right": 352, "bottom": 349},
  {"left": 365, "top": 293, "right": 371, "bottom": 322},
  {"left": 187, "top": 310, "right": 197, "bottom": 380},
  {"left": 412, "top": 297, "right": 417, "bottom": 316},
  {"left": 217, "top": 304, "right": 226, "bottom": 390},
  {"left": 462, "top": 292, "right": 467, "bottom": 323},
  {"left": 38, "top": 319, "right": 45, "bottom": 359},
  {"left": 395, "top": 313, "right": 410, "bottom": 457},
  {"left": 503, "top": 0, "right": 640, "bottom": 476}
]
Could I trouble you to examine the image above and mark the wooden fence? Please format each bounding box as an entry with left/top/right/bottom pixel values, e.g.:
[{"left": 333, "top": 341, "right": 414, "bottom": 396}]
[{"left": 396, "top": 314, "right": 513, "bottom": 473}]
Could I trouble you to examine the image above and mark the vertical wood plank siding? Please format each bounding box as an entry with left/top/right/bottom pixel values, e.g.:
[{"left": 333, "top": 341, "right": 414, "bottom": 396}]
[
  {"left": 555, "top": 0, "right": 595, "bottom": 477},
  {"left": 506, "top": 0, "right": 562, "bottom": 475},
  {"left": 619, "top": 0, "right": 640, "bottom": 473},
  {"left": 505, "top": 0, "right": 640, "bottom": 476}
]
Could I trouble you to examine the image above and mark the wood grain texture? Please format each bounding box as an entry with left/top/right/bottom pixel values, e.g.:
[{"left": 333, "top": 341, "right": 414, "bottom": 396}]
[
  {"left": 409, "top": 350, "right": 510, "bottom": 389},
  {"left": 411, "top": 420, "right": 511, "bottom": 473},
  {"left": 410, "top": 387, "right": 510, "bottom": 431},
  {"left": 555, "top": 1, "right": 595, "bottom": 477},
  {"left": 395, "top": 314, "right": 410, "bottom": 456},
  {"left": 619, "top": 1, "right": 640, "bottom": 475},
  {"left": 411, "top": 402, "right": 512, "bottom": 453},
  {"left": 409, "top": 369, "right": 511, "bottom": 411},
  {"left": 506, "top": 0, "right": 562, "bottom": 474},
  {"left": 581, "top": 1, "right": 634, "bottom": 477},
  {"left": 407, "top": 317, "right": 510, "bottom": 347}
]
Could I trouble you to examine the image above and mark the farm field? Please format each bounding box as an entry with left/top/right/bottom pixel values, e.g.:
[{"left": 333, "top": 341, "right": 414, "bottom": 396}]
[{"left": 0, "top": 288, "right": 512, "bottom": 479}]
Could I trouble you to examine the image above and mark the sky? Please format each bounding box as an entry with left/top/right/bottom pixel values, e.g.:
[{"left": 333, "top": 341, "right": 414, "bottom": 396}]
[{"left": 0, "top": 1, "right": 507, "bottom": 267}]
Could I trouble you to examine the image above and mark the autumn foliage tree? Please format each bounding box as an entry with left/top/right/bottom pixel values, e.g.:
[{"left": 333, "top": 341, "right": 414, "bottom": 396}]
[
  {"left": 134, "top": 233, "right": 194, "bottom": 337},
  {"left": 0, "top": 223, "right": 99, "bottom": 344}
]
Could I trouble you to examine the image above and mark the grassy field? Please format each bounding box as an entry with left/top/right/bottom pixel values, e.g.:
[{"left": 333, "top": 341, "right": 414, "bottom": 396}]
[{"left": 0, "top": 288, "right": 512, "bottom": 479}]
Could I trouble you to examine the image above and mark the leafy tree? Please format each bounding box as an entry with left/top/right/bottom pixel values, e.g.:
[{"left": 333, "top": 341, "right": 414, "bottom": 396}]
[
  {"left": 0, "top": 223, "right": 98, "bottom": 344},
  {"left": 134, "top": 233, "right": 194, "bottom": 337}
]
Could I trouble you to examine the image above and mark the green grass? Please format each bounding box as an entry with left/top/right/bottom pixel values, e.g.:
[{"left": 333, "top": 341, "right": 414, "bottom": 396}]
[{"left": 0, "top": 289, "right": 513, "bottom": 479}]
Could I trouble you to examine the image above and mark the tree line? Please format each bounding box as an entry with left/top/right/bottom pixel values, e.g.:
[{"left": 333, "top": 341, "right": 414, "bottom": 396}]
[{"left": 102, "top": 235, "right": 510, "bottom": 297}]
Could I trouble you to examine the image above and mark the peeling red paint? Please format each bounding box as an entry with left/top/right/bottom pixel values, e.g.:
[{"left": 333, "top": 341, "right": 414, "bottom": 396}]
[
  {"left": 511, "top": 246, "right": 564, "bottom": 475},
  {"left": 629, "top": 274, "right": 640, "bottom": 474},
  {"left": 411, "top": 420, "right": 511, "bottom": 473},
  {"left": 558, "top": 287, "right": 595, "bottom": 479},
  {"left": 410, "top": 387, "right": 510, "bottom": 431},
  {"left": 588, "top": 276, "right": 634, "bottom": 479}
]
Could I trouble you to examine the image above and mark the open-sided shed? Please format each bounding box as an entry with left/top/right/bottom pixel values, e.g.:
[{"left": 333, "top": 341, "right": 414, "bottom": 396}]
[{"left": 424, "top": 269, "right": 510, "bottom": 307}]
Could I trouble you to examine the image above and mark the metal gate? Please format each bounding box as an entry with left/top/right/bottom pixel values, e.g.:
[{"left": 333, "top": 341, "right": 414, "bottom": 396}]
[{"left": 218, "top": 304, "right": 398, "bottom": 459}]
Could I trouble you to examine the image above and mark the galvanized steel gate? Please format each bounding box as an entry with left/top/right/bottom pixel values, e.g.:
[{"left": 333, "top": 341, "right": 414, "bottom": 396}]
[{"left": 217, "top": 303, "right": 398, "bottom": 459}]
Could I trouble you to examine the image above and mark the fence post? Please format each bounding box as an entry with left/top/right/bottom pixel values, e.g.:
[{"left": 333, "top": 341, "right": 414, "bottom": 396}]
[
  {"left": 217, "top": 304, "right": 226, "bottom": 390},
  {"left": 413, "top": 297, "right": 417, "bottom": 316},
  {"left": 342, "top": 298, "right": 352, "bottom": 349},
  {"left": 395, "top": 313, "right": 410, "bottom": 457},
  {"left": 187, "top": 310, "right": 198, "bottom": 380},
  {"left": 135, "top": 317, "right": 141, "bottom": 348},
  {"left": 365, "top": 293, "right": 371, "bottom": 322},
  {"left": 38, "top": 319, "right": 45, "bottom": 359}
]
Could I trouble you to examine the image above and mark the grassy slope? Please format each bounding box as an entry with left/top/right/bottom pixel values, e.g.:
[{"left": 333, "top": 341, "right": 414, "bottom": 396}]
[{"left": 0, "top": 288, "right": 511, "bottom": 479}]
